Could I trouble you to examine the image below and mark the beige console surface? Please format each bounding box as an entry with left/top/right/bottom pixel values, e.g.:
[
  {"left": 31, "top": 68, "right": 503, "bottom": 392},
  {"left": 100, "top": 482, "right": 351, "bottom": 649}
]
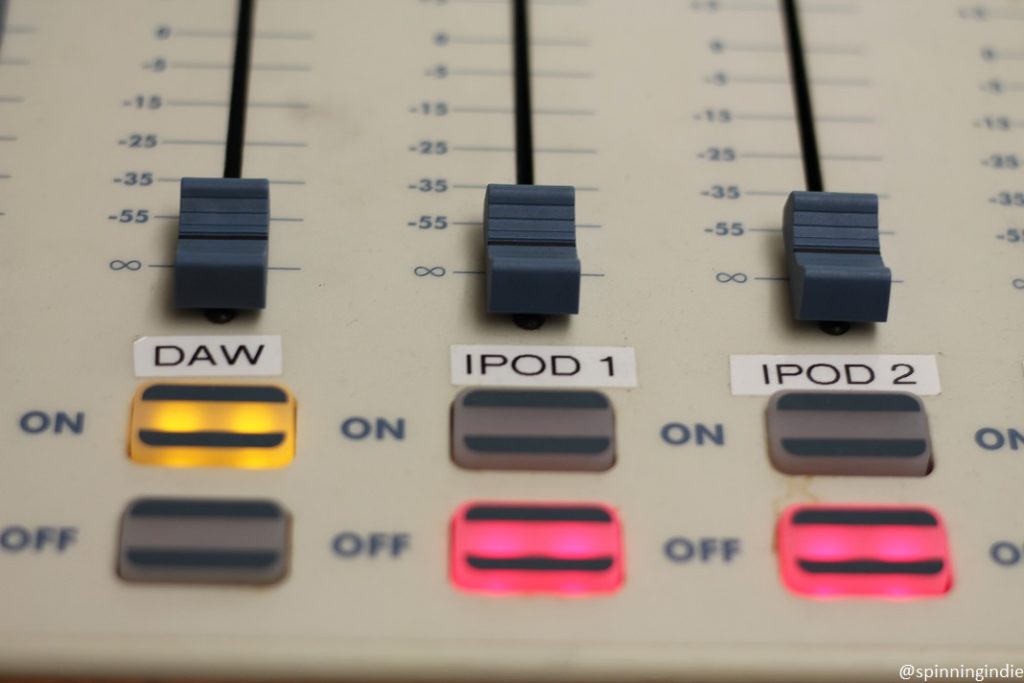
[{"left": 1, "top": 1, "right": 1024, "bottom": 681}]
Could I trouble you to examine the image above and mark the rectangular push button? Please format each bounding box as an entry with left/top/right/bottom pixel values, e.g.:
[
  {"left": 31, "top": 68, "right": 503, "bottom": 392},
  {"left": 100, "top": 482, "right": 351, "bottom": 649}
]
[
  {"left": 450, "top": 502, "right": 623, "bottom": 595},
  {"left": 778, "top": 505, "right": 952, "bottom": 599},
  {"left": 129, "top": 383, "right": 295, "bottom": 468},
  {"left": 451, "top": 389, "right": 615, "bottom": 471},
  {"left": 766, "top": 391, "right": 931, "bottom": 476},
  {"left": 118, "top": 498, "right": 289, "bottom": 585}
]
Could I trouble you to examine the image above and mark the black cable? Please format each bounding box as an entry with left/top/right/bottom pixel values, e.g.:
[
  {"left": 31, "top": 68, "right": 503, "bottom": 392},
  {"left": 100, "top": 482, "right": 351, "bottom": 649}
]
[
  {"left": 512, "top": 0, "right": 535, "bottom": 185},
  {"left": 781, "top": 0, "right": 824, "bottom": 192},
  {"left": 223, "top": 0, "right": 255, "bottom": 179}
]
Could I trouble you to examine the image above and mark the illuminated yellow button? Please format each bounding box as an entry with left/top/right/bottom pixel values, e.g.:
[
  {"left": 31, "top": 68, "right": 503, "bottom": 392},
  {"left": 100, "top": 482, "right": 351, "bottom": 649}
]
[{"left": 129, "top": 383, "right": 295, "bottom": 468}]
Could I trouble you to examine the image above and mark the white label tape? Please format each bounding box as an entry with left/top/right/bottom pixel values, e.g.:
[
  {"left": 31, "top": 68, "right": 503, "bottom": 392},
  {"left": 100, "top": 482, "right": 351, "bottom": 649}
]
[
  {"left": 133, "top": 335, "right": 283, "bottom": 377},
  {"left": 451, "top": 345, "right": 637, "bottom": 388},
  {"left": 730, "top": 354, "right": 940, "bottom": 396}
]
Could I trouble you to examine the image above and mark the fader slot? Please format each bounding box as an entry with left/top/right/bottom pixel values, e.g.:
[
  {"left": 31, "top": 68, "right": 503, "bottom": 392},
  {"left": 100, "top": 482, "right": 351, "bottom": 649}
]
[
  {"left": 780, "top": 0, "right": 824, "bottom": 193},
  {"left": 223, "top": 0, "right": 255, "bottom": 179},
  {"left": 512, "top": 0, "right": 534, "bottom": 186}
]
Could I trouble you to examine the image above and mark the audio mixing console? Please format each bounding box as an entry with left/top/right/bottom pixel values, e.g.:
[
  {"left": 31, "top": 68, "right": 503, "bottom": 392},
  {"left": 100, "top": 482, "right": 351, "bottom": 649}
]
[{"left": 1, "top": 0, "right": 1024, "bottom": 681}]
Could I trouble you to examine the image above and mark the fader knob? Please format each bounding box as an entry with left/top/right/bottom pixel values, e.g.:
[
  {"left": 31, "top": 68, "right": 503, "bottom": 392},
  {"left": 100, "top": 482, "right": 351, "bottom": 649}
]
[
  {"left": 783, "top": 191, "right": 891, "bottom": 323},
  {"left": 484, "top": 184, "right": 580, "bottom": 316},
  {"left": 174, "top": 178, "right": 270, "bottom": 312}
]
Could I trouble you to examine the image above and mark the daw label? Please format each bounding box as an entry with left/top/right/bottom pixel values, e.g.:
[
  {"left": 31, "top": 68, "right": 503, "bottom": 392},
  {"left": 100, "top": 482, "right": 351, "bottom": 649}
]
[
  {"left": 451, "top": 345, "right": 638, "bottom": 388},
  {"left": 730, "top": 354, "right": 941, "bottom": 396},
  {"left": 133, "top": 335, "right": 283, "bottom": 377}
]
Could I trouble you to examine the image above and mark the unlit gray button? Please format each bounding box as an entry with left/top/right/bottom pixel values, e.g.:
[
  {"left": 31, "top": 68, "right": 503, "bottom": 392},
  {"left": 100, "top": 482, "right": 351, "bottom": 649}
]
[
  {"left": 766, "top": 391, "right": 931, "bottom": 476},
  {"left": 118, "top": 498, "right": 289, "bottom": 585},
  {"left": 452, "top": 389, "right": 615, "bottom": 471}
]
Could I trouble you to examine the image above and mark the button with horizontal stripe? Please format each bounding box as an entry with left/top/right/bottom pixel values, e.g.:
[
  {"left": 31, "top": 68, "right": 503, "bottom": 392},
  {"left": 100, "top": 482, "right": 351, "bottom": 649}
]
[
  {"left": 766, "top": 391, "right": 931, "bottom": 476},
  {"left": 777, "top": 504, "right": 952, "bottom": 598},
  {"left": 129, "top": 383, "right": 296, "bottom": 468},
  {"left": 450, "top": 502, "right": 623, "bottom": 595},
  {"left": 451, "top": 389, "right": 615, "bottom": 471},
  {"left": 118, "top": 497, "right": 289, "bottom": 585}
]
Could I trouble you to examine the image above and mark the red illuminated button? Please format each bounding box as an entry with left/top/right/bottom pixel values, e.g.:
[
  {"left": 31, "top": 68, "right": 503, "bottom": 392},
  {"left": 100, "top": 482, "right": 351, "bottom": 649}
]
[
  {"left": 451, "top": 502, "right": 623, "bottom": 595},
  {"left": 778, "top": 505, "right": 952, "bottom": 599}
]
